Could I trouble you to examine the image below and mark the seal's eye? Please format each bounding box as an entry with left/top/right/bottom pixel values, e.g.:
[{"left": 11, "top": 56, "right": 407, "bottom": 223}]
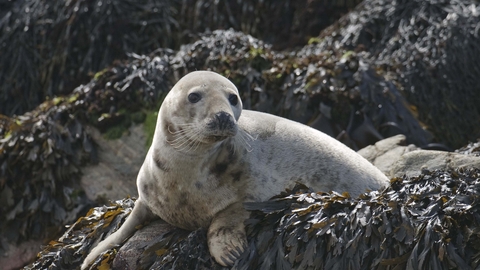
[
  {"left": 188, "top": 93, "right": 202, "bottom": 103},
  {"left": 228, "top": 94, "right": 238, "bottom": 106}
]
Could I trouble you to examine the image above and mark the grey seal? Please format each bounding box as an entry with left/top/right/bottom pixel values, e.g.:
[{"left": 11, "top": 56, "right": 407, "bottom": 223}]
[{"left": 81, "top": 71, "right": 389, "bottom": 268}]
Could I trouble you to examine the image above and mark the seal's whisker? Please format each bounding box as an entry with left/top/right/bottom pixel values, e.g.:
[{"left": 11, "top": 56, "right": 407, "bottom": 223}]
[
  {"left": 167, "top": 131, "right": 198, "bottom": 149},
  {"left": 237, "top": 129, "right": 255, "bottom": 152},
  {"left": 241, "top": 129, "right": 257, "bottom": 141},
  {"left": 230, "top": 140, "right": 237, "bottom": 155},
  {"left": 167, "top": 125, "right": 201, "bottom": 142},
  {"left": 177, "top": 130, "right": 201, "bottom": 152},
  {"left": 170, "top": 134, "right": 197, "bottom": 149},
  {"left": 175, "top": 122, "right": 198, "bottom": 126},
  {"left": 173, "top": 129, "right": 204, "bottom": 152},
  {"left": 167, "top": 124, "right": 196, "bottom": 135},
  {"left": 167, "top": 134, "right": 194, "bottom": 147},
  {"left": 189, "top": 136, "right": 204, "bottom": 152},
  {"left": 167, "top": 128, "right": 199, "bottom": 144}
]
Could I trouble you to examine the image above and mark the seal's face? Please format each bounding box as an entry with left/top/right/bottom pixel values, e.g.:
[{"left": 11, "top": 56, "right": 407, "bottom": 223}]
[{"left": 161, "top": 71, "right": 243, "bottom": 150}]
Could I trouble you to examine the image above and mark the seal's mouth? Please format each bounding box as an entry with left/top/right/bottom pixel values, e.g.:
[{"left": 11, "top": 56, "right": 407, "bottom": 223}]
[
  {"left": 206, "top": 127, "right": 238, "bottom": 141},
  {"left": 211, "top": 135, "right": 230, "bottom": 142}
]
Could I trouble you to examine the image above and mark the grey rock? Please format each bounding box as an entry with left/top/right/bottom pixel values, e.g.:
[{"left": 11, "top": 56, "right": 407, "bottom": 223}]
[
  {"left": 358, "top": 134, "right": 480, "bottom": 178},
  {"left": 389, "top": 150, "right": 480, "bottom": 178},
  {"left": 357, "top": 134, "right": 418, "bottom": 177},
  {"left": 112, "top": 220, "right": 175, "bottom": 270},
  {"left": 0, "top": 240, "right": 44, "bottom": 270},
  {"left": 81, "top": 124, "right": 146, "bottom": 202}
]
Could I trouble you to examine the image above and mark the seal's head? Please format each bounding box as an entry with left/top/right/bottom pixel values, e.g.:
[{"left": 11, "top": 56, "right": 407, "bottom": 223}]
[{"left": 159, "top": 71, "right": 243, "bottom": 150}]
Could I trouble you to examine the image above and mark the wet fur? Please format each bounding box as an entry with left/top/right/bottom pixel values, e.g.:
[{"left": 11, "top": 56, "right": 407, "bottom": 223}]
[{"left": 82, "top": 71, "right": 389, "bottom": 269}]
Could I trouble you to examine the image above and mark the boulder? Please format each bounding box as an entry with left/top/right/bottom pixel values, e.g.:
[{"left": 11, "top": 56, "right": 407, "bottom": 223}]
[
  {"left": 358, "top": 134, "right": 480, "bottom": 178},
  {"left": 358, "top": 134, "right": 418, "bottom": 177},
  {"left": 81, "top": 125, "right": 145, "bottom": 202}
]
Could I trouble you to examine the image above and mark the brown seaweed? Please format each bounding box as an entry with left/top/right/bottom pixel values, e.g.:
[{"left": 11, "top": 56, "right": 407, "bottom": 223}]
[
  {"left": 0, "top": 50, "right": 174, "bottom": 259},
  {"left": 25, "top": 169, "right": 480, "bottom": 269}
]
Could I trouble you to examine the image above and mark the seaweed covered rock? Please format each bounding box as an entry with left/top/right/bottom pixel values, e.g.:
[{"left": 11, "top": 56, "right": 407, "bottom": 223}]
[
  {"left": 0, "top": 0, "right": 359, "bottom": 116},
  {"left": 27, "top": 169, "right": 480, "bottom": 269},
  {"left": 0, "top": 25, "right": 468, "bottom": 267},
  {"left": 317, "top": 0, "right": 480, "bottom": 148},
  {"left": 0, "top": 0, "right": 178, "bottom": 116},
  {"left": 170, "top": 29, "right": 430, "bottom": 150},
  {"left": 3, "top": 1, "right": 478, "bottom": 146},
  {"left": 0, "top": 98, "right": 95, "bottom": 268},
  {"left": 25, "top": 198, "right": 137, "bottom": 270},
  {"left": 4, "top": 0, "right": 480, "bottom": 265},
  {"left": 456, "top": 140, "right": 480, "bottom": 157},
  {"left": 0, "top": 52, "right": 174, "bottom": 269}
]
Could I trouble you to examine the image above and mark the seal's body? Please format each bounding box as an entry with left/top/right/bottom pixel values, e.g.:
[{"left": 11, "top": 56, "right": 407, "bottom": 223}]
[{"left": 82, "top": 71, "right": 389, "bottom": 269}]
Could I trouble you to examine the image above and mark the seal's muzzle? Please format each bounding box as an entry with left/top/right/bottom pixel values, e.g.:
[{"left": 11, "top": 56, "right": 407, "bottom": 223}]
[{"left": 207, "top": 111, "right": 237, "bottom": 138}]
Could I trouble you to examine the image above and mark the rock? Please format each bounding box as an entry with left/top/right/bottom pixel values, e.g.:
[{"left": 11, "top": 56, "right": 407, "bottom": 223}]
[
  {"left": 390, "top": 150, "right": 480, "bottom": 178},
  {"left": 357, "top": 134, "right": 418, "bottom": 177},
  {"left": 358, "top": 134, "right": 480, "bottom": 178},
  {"left": 112, "top": 220, "right": 176, "bottom": 270},
  {"left": 0, "top": 240, "right": 44, "bottom": 270},
  {"left": 81, "top": 124, "right": 146, "bottom": 202}
]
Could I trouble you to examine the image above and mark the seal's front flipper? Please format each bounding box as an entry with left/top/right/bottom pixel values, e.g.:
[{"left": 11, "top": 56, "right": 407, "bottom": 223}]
[
  {"left": 207, "top": 202, "right": 249, "bottom": 266},
  {"left": 81, "top": 199, "right": 154, "bottom": 270}
]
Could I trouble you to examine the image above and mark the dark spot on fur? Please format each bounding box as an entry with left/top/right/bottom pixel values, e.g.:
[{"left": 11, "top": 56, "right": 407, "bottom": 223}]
[
  {"left": 142, "top": 183, "right": 149, "bottom": 196},
  {"left": 177, "top": 192, "right": 188, "bottom": 208},
  {"left": 211, "top": 163, "right": 229, "bottom": 176},
  {"left": 153, "top": 149, "right": 170, "bottom": 172},
  {"left": 231, "top": 171, "right": 243, "bottom": 182},
  {"left": 195, "top": 181, "right": 203, "bottom": 189}
]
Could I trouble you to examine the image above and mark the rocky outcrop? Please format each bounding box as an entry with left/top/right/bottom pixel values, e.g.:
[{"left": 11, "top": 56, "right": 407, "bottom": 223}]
[
  {"left": 358, "top": 134, "right": 480, "bottom": 178},
  {"left": 390, "top": 150, "right": 480, "bottom": 178}
]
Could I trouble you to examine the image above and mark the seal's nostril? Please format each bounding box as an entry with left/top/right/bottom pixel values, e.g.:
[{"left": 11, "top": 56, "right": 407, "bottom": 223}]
[
  {"left": 216, "top": 112, "right": 230, "bottom": 122},
  {"left": 215, "top": 112, "right": 233, "bottom": 130}
]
